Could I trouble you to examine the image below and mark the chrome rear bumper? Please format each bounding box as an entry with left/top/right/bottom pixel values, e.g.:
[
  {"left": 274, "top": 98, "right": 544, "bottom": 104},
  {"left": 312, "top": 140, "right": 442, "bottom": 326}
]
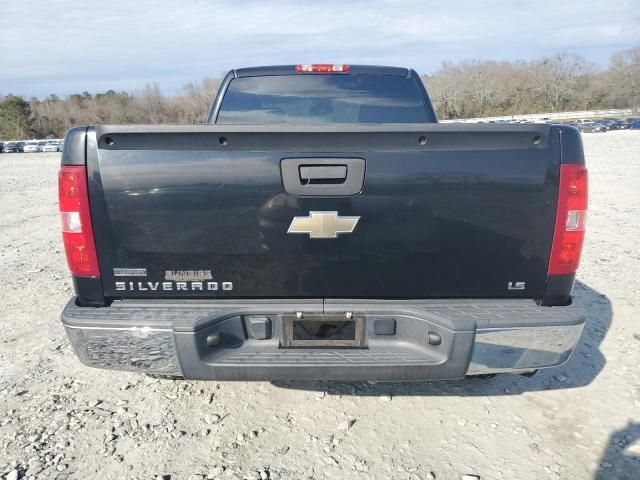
[
  {"left": 467, "top": 324, "right": 584, "bottom": 375},
  {"left": 62, "top": 299, "right": 585, "bottom": 381}
]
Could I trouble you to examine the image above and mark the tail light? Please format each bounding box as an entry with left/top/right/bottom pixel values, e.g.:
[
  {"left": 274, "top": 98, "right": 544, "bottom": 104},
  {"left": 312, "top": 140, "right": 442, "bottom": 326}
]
[
  {"left": 548, "top": 164, "right": 588, "bottom": 275},
  {"left": 58, "top": 165, "right": 100, "bottom": 277},
  {"left": 295, "top": 64, "right": 350, "bottom": 73}
]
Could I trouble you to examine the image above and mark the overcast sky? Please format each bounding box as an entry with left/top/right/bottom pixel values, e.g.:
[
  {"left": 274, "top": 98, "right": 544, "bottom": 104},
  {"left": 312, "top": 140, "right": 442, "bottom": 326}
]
[{"left": 1, "top": 0, "right": 638, "bottom": 98}]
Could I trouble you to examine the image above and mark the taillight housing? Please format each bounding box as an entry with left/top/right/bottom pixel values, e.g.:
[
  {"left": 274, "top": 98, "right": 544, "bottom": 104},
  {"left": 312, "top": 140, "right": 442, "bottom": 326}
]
[
  {"left": 548, "top": 164, "right": 588, "bottom": 275},
  {"left": 59, "top": 165, "right": 100, "bottom": 277},
  {"left": 295, "top": 64, "right": 350, "bottom": 73}
]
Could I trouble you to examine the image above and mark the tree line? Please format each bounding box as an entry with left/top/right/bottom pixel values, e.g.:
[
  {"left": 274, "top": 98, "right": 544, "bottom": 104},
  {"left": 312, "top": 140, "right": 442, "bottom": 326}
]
[
  {"left": 0, "top": 47, "right": 638, "bottom": 140},
  {"left": 425, "top": 48, "right": 639, "bottom": 119},
  {"left": 0, "top": 79, "right": 220, "bottom": 140}
]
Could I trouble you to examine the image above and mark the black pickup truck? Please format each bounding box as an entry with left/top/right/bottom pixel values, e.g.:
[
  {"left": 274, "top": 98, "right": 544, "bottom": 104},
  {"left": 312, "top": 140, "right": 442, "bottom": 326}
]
[{"left": 59, "top": 64, "right": 587, "bottom": 381}]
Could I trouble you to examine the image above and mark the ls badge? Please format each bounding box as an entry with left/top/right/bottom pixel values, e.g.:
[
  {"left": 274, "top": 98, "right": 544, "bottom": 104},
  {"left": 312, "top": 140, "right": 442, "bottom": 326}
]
[{"left": 287, "top": 211, "right": 360, "bottom": 239}]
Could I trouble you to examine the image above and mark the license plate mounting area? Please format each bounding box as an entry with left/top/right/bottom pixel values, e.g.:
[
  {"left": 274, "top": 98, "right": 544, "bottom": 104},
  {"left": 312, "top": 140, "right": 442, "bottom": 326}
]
[{"left": 282, "top": 313, "right": 365, "bottom": 348}]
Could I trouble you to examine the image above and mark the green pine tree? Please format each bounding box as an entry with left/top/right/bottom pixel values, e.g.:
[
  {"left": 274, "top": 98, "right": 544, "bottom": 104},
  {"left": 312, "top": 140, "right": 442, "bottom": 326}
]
[{"left": 0, "top": 95, "right": 34, "bottom": 139}]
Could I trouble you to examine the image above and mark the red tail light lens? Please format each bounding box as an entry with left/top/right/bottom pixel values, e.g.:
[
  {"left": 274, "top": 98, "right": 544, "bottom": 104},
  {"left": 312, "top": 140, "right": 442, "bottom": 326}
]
[
  {"left": 548, "top": 164, "right": 588, "bottom": 275},
  {"left": 58, "top": 166, "right": 100, "bottom": 277},
  {"left": 295, "top": 64, "right": 350, "bottom": 73}
]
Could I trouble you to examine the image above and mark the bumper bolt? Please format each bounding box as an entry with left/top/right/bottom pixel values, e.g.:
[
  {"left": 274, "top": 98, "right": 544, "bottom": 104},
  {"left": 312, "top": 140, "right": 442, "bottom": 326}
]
[
  {"left": 206, "top": 332, "right": 221, "bottom": 347},
  {"left": 427, "top": 331, "right": 442, "bottom": 346}
]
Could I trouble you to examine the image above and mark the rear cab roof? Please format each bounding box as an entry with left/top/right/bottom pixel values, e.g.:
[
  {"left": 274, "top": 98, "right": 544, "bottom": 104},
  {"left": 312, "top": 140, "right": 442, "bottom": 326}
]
[
  {"left": 233, "top": 64, "right": 412, "bottom": 78},
  {"left": 208, "top": 64, "right": 435, "bottom": 123}
]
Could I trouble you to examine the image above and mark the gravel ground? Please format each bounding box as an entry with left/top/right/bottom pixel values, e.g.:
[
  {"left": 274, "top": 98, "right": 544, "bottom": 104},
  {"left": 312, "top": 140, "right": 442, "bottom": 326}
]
[{"left": 1, "top": 131, "right": 639, "bottom": 480}]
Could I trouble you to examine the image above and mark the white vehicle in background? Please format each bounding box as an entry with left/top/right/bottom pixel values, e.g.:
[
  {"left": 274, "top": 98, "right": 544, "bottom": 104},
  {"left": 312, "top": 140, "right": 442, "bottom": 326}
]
[
  {"left": 42, "top": 141, "right": 62, "bottom": 152},
  {"left": 23, "top": 141, "right": 40, "bottom": 153}
]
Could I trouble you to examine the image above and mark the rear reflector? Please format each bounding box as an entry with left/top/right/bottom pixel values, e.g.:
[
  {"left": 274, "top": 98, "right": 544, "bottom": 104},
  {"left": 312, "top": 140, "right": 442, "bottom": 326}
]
[
  {"left": 59, "top": 166, "right": 100, "bottom": 277},
  {"left": 548, "top": 164, "right": 588, "bottom": 275},
  {"left": 295, "top": 64, "right": 350, "bottom": 73}
]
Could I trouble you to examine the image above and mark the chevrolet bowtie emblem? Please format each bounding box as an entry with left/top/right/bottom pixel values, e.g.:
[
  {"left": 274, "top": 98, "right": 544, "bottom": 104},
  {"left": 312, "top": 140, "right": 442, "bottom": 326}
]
[{"left": 287, "top": 211, "right": 360, "bottom": 239}]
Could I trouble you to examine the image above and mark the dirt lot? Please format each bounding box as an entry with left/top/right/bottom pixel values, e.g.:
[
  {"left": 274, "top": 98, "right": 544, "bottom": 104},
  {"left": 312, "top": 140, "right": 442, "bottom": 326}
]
[{"left": 1, "top": 131, "right": 639, "bottom": 480}]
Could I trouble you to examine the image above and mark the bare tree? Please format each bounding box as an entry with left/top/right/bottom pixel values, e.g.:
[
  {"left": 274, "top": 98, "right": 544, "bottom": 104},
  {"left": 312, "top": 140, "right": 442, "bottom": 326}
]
[
  {"left": 608, "top": 47, "right": 640, "bottom": 111},
  {"left": 532, "top": 52, "right": 588, "bottom": 111}
]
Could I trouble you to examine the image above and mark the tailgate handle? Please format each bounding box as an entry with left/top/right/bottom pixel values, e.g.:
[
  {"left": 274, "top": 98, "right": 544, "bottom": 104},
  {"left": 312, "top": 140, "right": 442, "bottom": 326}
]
[
  {"left": 299, "top": 165, "right": 347, "bottom": 184},
  {"left": 281, "top": 158, "right": 366, "bottom": 196}
]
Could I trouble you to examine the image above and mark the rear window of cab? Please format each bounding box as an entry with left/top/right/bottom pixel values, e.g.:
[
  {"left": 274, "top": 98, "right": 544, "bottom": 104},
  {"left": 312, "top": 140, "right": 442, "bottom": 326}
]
[{"left": 217, "top": 74, "right": 429, "bottom": 124}]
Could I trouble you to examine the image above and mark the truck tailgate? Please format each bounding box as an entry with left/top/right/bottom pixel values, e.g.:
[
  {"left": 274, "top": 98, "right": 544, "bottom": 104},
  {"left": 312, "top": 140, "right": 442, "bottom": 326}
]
[{"left": 87, "top": 124, "right": 559, "bottom": 300}]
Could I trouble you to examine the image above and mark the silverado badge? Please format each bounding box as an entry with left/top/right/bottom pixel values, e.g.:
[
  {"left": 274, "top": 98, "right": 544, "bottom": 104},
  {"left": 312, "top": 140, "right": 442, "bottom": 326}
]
[{"left": 287, "top": 211, "right": 360, "bottom": 239}]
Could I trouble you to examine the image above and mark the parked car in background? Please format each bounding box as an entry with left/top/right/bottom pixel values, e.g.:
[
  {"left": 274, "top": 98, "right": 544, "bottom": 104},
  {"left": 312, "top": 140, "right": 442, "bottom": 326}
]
[
  {"left": 0, "top": 143, "right": 4, "bottom": 153},
  {"left": 23, "top": 141, "right": 41, "bottom": 153},
  {"left": 629, "top": 120, "right": 640, "bottom": 129},
  {"left": 16, "top": 141, "right": 26, "bottom": 152},
  {"left": 37, "top": 140, "right": 48, "bottom": 151},
  {"left": 580, "top": 121, "right": 607, "bottom": 133},
  {"left": 3, "top": 142, "right": 21, "bottom": 153},
  {"left": 42, "top": 141, "right": 62, "bottom": 152},
  {"left": 602, "top": 118, "right": 629, "bottom": 130},
  {"left": 598, "top": 119, "right": 617, "bottom": 130}
]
